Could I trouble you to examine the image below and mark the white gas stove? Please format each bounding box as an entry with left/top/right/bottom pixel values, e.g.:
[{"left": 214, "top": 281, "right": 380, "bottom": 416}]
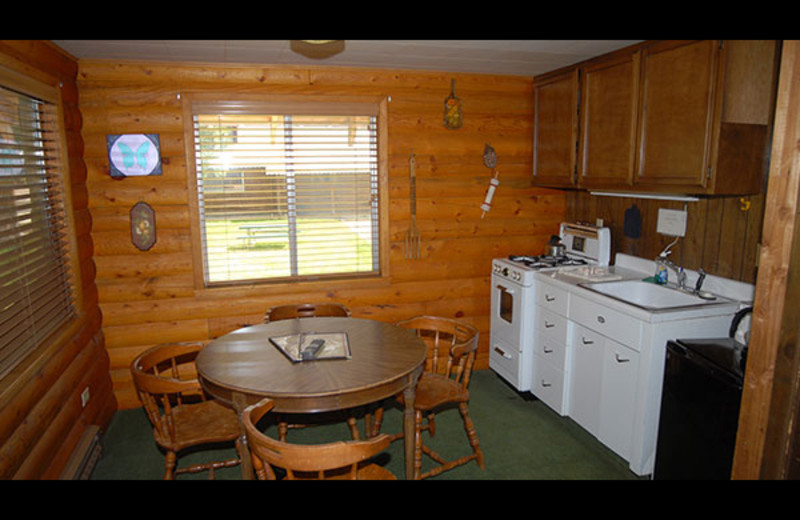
[{"left": 489, "top": 223, "right": 611, "bottom": 392}]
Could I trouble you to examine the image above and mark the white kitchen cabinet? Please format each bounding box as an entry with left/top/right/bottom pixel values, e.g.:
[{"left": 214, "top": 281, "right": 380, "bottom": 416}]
[
  {"left": 536, "top": 265, "right": 741, "bottom": 476},
  {"left": 533, "top": 280, "right": 571, "bottom": 415},
  {"left": 569, "top": 321, "right": 640, "bottom": 461},
  {"left": 569, "top": 324, "right": 604, "bottom": 436},
  {"left": 598, "top": 338, "right": 640, "bottom": 461}
]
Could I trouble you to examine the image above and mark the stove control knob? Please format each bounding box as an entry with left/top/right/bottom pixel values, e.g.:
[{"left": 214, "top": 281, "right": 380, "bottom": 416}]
[{"left": 502, "top": 267, "right": 509, "bottom": 276}]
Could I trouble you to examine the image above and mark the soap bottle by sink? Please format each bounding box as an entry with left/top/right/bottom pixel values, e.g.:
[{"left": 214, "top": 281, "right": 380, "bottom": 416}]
[{"left": 654, "top": 254, "right": 669, "bottom": 285}]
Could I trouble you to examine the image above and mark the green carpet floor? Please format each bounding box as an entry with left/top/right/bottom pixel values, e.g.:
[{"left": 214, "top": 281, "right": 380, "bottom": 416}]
[{"left": 90, "top": 370, "right": 641, "bottom": 480}]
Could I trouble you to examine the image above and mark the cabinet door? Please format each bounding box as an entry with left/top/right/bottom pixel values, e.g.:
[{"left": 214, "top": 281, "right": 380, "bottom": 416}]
[
  {"left": 635, "top": 40, "right": 721, "bottom": 190},
  {"left": 568, "top": 324, "right": 604, "bottom": 436},
  {"left": 598, "top": 339, "right": 640, "bottom": 461},
  {"left": 578, "top": 50, "right": 640, "bottom": 189},
  {"left": 533, "top": 67, "right": 579, "bottom": 187}
]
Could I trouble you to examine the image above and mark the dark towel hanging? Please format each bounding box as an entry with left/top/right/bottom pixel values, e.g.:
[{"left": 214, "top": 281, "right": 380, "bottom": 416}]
[{"left": 624, "top": 204, "right": 642, "bottom": 239}]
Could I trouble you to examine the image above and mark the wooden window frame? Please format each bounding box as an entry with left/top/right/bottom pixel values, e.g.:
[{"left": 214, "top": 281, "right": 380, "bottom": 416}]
[
  {"left": 181, "top": 92, "right": 390, "bottom": 293},
  {"left": 0, "top": 64, "right": 83, "bottom": 398}
]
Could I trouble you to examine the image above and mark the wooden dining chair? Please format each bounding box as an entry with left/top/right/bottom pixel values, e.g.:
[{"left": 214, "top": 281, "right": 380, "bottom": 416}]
[
  {"left": 263, "top": 302, "right": 351, "bottom": 323},
  {"left": 371, "top": 315, "right": 485, "bottom": 479},
  {"left": 131, "top": 342, "right": 242, "bottom": 479},
  {"left": 262, "top": 302, "right": 360, "bottom": 441},
  {"left": 242, "top": 398, "right": 396, "bottom": 480}
]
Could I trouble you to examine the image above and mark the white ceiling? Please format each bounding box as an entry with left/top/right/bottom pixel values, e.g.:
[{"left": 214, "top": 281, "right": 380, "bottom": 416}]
[{"left": 52, "top": 40, "right": 642, "bottom": 77}]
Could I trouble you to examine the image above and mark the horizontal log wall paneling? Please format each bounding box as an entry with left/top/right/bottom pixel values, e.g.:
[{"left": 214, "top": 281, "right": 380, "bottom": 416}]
[
  {"left": 76, "top": 60, "right": 566, "bottom": 409},
  {"left": 566, "top": 191, "right": 766, "bottom": 284},
  {"left": 0, "top": 41, "right": 114, "bottom": 479}
]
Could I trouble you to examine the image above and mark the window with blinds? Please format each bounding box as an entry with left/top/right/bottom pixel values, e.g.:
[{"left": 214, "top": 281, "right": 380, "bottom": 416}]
[
  {"left": 0, "top": 82, "right": 77, "bottom": 380},
  {"left": 190, "top": 100, "right": 381, "bottom": 286}
]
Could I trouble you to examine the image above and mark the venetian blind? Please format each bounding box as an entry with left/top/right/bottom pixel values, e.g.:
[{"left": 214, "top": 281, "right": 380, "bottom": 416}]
[
  {"left": 0, "top": 84, "right": 76, "bottom": 380},
  {"left": 191, "top": 100, "right": 380, "bottom": 286}
]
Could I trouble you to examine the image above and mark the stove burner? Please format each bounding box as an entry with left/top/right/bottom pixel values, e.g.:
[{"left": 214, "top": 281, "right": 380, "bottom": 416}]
[{"left": 508, "top": 254, "right": 588, "bottom": 269}]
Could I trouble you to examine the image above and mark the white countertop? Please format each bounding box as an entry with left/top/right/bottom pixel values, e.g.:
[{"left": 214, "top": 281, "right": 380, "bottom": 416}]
[{"left": 534, "top": 254, "right": 748, "bottom": 324}]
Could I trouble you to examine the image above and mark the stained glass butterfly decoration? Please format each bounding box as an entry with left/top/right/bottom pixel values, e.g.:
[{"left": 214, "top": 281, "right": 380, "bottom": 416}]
[{"left": 107, "top": 134, "right": 162, "bottom": 178}]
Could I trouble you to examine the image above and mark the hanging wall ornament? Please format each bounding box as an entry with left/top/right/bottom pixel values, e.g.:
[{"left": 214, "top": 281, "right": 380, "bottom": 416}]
[
  {"left": 443, "top": 79, "right": 463, "bottom": 130},
  {"left": 130, "top": 201, "right": 157, "bottom": 251},
  {"left": 107, "top": 134, "right": 163, "bottom": 178}
]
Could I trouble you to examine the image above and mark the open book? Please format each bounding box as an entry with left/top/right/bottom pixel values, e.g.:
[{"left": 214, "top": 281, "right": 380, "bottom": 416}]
[{"left": 269, "top": 332, "right": 351, "bottom": 363}]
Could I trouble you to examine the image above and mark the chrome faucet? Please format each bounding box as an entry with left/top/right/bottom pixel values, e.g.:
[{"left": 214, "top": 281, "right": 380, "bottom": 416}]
[{"left": 656, "top": 238, "right": 688, "bottom": 290}]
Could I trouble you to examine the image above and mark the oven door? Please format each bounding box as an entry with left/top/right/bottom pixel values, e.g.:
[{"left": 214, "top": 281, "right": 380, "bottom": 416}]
[{"left": 490, "top": 274, "right": 523, "bottom": 347}]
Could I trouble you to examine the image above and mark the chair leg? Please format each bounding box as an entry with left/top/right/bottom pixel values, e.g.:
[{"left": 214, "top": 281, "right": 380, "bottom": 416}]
[
  {"left": 164, "top": 451, "right": 177, "bottom": 480},
  {"left": 346, "top": 415, "right": 361, "bottom": 440},
  {"left": 414, "top": 409, "right": 424, "bottom": 480},
  {"left": 459, "top": 402, "right": 484, "bottom": 469},
  {"left": 370, "top": 406, "right": 384, "bottom": 437}
]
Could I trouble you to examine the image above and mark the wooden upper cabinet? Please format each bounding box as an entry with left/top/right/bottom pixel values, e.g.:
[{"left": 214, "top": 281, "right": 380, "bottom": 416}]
[
  {"left": 635, "top": 40, "right": 720, "bottom": 190},
  {"left": 533, "top": 40, "right": 778, "bottom": 195},
  {"left": 533, "top": 67, "right": 579, "bottom": 187},
  {"left": 578, "top": 49, "right": 641, "bottom": 189}
]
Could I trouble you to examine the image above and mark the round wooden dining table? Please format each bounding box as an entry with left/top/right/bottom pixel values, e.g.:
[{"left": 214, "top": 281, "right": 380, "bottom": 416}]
[{"left": 195, "top": 317, "right": 427, "bottom": 480}]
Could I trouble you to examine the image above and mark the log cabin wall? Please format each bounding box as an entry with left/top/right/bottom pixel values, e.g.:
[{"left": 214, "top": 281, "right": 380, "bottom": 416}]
[
  {"left": 0, "top": 41, "right": 115, "bottom": 479},
  {"left": 75, "top": 60, "right": 565, "bottom": 409},
  {"left": 566, "top": 190, "right": 766, "bottom": 284}
]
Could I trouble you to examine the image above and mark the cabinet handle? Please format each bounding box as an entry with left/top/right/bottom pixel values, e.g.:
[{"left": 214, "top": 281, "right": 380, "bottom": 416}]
[
  {"left": 545, "top": 294, "right": 555, "bottom": 302},
  {"left": 581, "top": 337, "right": 594, "bottom": 345},
  {"left": 596, "top": 315, "right": 606, "bottom": 324},
  {"left": 541, "top": 380, "right": 552, "bottom": 388},
  {"left": 543, "top": 346, "right": 553, "bottom": 354},
  {"left": 615, "top": 353, "right": 630, "bottom": 363},
  {"left": 494, "top": 346, "right": 512, "bottom": 360},
  {"left": 544, "top": 321, "right": 555, "bottom": 328}
]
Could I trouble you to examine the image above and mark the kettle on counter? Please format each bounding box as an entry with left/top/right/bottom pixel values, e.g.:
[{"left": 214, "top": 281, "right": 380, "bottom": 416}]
[{"left": 547, "top": 235, "right": 566, "bottom": 257}]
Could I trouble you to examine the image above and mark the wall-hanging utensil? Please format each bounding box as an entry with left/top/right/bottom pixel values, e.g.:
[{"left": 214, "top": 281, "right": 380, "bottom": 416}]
[
  {"left": 405, "top": 151, "right": 421, "bottom": 259},
  {"left": 480, "top": 144, "right": 500, "bottom": 218},
  {"left": 443, "top": 79, "right": 463, "bottom": 130}
]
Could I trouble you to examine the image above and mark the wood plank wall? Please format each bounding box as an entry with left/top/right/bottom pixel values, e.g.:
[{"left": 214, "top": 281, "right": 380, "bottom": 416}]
[
  {"left": 567, "top": 190, "right": 766, "bottom": 284},
  {"left": 0, "top": 41, "right": 115, "bottom": 479},
  {"left": 76, "top": 60, "right": 565, "bottom": 409}
]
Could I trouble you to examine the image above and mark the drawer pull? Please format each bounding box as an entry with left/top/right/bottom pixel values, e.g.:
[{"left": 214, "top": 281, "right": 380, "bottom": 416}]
[
  {"left": 545, "top": 294, "right": 555, "bottom": 302},
  {"left": 543, "top": 346, "right": 553, "bottom": 354},
  {"left": 615, "top": 353, "right": 630, "bottom": 363},
  {"left": 544, "top": 321, "right": 555, "bottom": 328},
  {"left": 494, "top": 346, "right": 512, "bottom": 360},
  {"left": 597, "top": 315, "right": 606, "bottom": 324},
  {"left": 581, "top": 337, "right": 594, "bottom": 345},
  {"left": 541, "top": 380, "right": 552, "bottom": 388}
]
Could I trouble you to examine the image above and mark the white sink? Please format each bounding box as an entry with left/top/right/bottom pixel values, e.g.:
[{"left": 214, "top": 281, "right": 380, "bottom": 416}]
[{"left": 579, "top": 280, "right": 731, "bottom": 311}]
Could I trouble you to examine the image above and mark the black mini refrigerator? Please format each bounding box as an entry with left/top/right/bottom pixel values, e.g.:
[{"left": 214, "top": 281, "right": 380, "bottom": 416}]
[{"left": 653, "top": 337, "right": 747, "bottom": 480}]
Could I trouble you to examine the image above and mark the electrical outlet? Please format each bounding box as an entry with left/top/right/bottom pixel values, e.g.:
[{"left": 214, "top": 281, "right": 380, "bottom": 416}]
[
  {"left": 657, "top": 208, "right": 687, "bottom": 237},
  {"left": 81, "top": 387, "right": 90, "bottom": 408}
]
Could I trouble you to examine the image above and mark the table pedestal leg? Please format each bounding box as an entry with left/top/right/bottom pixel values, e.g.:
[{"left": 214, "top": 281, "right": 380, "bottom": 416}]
[
  {"left": 402, "top": 368, "right": 422, "bottom": 480},
  {"left": 232, "top": 392, "right": 255, "bottom": 480}
]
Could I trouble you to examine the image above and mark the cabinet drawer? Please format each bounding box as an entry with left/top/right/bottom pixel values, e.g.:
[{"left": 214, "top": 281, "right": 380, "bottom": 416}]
[
  {"left": 571, "top": 294, "right": 642, "bottom": 350},
  {"left": 532, "top": 356, "right": 567, "bottom": 415},
  {"left": 536, "top": 307, "right": 568, "bottom": 344},
  {"left": 536, "top": 281, "right": 569, "bottom": 316},
  {"left": 535, "top": 329, "right": 568, "bottom": 371}
]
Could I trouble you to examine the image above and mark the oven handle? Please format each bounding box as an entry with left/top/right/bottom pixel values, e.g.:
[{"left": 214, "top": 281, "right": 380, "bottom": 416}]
[
  {"left": 493, "top": 345, "right": 513, "bottom": 359},
  {"left": 496, "top": 284, "right": 514, "bottom": 294}
]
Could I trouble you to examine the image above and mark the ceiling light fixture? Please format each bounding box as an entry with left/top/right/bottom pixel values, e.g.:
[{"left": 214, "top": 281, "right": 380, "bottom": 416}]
[{"left": 290, "top": 40, "right": 345, "bottom": 59}]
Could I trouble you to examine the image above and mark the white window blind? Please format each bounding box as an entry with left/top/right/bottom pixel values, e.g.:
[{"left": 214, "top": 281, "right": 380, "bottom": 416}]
[
  {"left": 191, "top": 101, "right": 380, "bottom": 286},
  {"left": 0, "top": 84, "right": 76, "bottom": 380}
]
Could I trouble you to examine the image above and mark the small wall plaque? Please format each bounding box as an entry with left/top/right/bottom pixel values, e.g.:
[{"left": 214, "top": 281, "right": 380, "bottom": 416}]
[
  {"left": 107, "top": 134, "right": 162, "bottom": 178},
  {"left": 130, "top": 201, "right": 157, "bottom": 251}
]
